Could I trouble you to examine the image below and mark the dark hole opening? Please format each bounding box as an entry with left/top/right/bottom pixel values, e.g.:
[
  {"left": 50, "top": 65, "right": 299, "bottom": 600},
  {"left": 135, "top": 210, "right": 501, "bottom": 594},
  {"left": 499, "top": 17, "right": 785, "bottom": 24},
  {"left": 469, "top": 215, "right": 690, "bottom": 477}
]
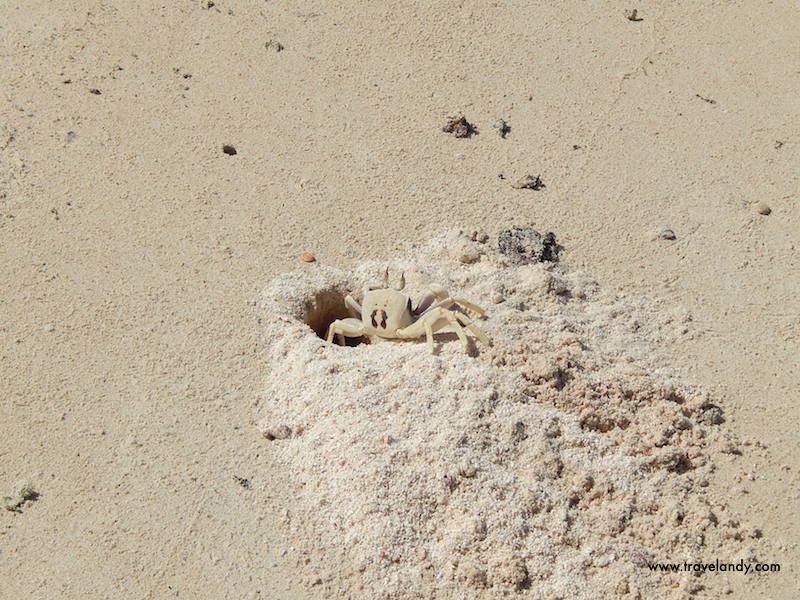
[{"left": 303, "top": 290, "right": 369, "bottom": 347}]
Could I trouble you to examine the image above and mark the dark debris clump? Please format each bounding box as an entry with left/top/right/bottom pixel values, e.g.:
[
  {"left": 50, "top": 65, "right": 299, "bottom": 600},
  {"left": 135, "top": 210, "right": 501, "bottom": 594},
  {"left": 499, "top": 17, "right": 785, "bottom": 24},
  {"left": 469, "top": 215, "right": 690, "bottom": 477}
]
[
  {"left": 498, "top": 227, "right": 561, "bottom": 264},
  {"left": 442, "top": 115, "right": 477, "bottom": 138},
  {"left": 511, "top": 175, "right": 545, "bottom": 190}
]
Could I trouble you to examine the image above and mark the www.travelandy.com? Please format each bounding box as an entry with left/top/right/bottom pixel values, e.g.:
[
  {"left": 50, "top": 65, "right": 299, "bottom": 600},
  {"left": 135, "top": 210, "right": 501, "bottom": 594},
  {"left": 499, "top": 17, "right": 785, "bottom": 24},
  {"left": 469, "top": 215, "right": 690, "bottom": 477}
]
[{"left": 647, "top": 559, "right": 780, "bottom": 575}]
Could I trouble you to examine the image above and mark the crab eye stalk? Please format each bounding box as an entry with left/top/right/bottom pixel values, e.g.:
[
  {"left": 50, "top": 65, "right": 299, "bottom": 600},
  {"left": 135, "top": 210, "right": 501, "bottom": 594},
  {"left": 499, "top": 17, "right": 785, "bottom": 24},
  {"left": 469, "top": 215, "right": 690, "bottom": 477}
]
[{"left": 393, "top": 272, "right": 405, "bottom": 291}]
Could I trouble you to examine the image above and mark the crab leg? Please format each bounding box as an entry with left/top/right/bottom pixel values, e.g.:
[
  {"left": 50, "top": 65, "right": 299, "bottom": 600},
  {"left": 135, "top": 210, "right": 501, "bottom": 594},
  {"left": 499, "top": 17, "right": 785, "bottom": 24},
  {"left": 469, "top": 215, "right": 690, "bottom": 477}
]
[
  {"left": 345, "top": 294, "right": 362, "bottom": 317},
  {"left": 396, "top": 307, "right": 473, "bottom": 353},
  {"left": 424, "top": 320, "right": 434, "bottom": 354},
  {"left": 326, "top": 318, "right": 366, "bottom": 345},
  {"left": 444, "top": 311, "right": 469, "bottom": 348},
  {"left": 455, "top": 312, "right": 489, "bottom": 345},
  {"left": 415, "top": 284, "right": 485, "bottom": 317}
]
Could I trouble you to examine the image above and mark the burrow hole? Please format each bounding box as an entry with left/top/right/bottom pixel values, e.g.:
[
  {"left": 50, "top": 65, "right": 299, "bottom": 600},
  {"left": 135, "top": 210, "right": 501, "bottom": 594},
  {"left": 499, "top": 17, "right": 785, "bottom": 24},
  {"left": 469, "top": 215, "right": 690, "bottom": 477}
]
[{"left": 303, "top": 290, "right": 369, "bottom": 347}]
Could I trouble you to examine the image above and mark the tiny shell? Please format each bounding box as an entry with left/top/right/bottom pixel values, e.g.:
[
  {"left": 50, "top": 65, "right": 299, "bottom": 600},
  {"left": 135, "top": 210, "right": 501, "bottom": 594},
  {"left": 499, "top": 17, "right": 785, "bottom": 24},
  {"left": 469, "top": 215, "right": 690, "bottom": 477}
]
[{"left": 299, "top": 252, "right": 316, "bottom": 262}]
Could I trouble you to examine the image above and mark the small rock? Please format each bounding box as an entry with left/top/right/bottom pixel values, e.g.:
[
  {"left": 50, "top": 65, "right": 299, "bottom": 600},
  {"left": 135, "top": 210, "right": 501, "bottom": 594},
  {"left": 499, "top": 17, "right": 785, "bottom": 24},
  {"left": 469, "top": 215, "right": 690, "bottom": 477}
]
[
  {"left": 14, "top": 480, "right": 36, "bottom": 499},
  {"left": 446, "top": 233, "right": 483, "bottom": 264},
  {"left": 490, "top": 289, "right": 505, "bottom": 304},
  {"left": 493, "top": 119, "right": 510, "bottom": 138},
  {"left": 222, "top": 145, "right": 237, "bottom": 155},
  {"left": 653, "top": 225, "right": 676, "bottom": 240},
  {"left": 299, "top": 252, "right": 316, "bottom": 263},
  {"left": 697, "top": 404, "right": 724, "bottom": 425},
  {"left": 753, "top": 202, "right": 771, "bottom": 215},
  {"left": 455, "top": 246, "right": 481, "bottom": 264},
  {"left": 44, "top": 323, "right": 55, "bottom": 332},
  {"left": 442, "top": 115, "right": 477, "bottom": 138},
  {"left": 469, "top": 230, "right": 489, "bottom": 243},
  {"left": 262, "top": 424, "right": 293, "bottom": 440},
  {"left": 266, "top": 39, "right": 285, "bottom": 52},
  {"left": 511, "top": 175, "right": 544, "bottom": 190}
]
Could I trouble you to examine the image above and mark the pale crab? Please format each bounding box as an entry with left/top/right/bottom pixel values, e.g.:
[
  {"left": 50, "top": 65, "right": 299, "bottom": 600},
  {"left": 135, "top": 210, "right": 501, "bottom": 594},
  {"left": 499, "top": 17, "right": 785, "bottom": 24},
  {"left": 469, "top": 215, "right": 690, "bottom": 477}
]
[{"left": 326, "top": 269, "right": 489, "bottom": 353}]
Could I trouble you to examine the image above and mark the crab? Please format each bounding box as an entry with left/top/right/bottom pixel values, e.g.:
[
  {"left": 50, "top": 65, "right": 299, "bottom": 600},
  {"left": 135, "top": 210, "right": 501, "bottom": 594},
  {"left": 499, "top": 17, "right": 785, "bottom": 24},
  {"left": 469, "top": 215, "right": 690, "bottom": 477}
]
[{"left": 325, "top": 269, "right": 489, "bottom": 353}]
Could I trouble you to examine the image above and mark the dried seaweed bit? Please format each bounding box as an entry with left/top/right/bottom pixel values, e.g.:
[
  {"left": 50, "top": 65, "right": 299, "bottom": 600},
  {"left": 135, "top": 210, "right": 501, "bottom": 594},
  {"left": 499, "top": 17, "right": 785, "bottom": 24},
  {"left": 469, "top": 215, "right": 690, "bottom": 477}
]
[
  {"left": 625, "top": 9, "right": 643, "bottom": 21},
  {"left": 498, "top": 227, "right": 561, "bottom": 264},
  {"left": 695, "top": 94, "right": 717, "bottom": 105},
  {"left": 511, "top": 175, "right": 545, "bottom": 190},
  {"left": 234, "top": 476, "right": 252, "bottom": 489},
  {"left": 442, "top": 115, "right": 477, "bottom": 138}
]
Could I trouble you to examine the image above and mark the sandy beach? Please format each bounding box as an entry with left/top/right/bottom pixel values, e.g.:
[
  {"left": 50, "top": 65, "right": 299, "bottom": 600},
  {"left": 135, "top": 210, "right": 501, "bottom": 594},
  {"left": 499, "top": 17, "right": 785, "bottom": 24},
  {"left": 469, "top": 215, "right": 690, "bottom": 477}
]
[{"left": 1, "top": 1, "right": 798, "bottom": 598}]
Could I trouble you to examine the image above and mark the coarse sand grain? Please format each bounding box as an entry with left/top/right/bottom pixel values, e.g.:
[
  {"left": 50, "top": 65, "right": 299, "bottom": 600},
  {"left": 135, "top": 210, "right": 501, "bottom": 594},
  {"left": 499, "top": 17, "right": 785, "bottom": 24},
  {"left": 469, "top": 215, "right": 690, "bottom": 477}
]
[{"left": 256, "top": 230, "right": 766, "bottom": 599}]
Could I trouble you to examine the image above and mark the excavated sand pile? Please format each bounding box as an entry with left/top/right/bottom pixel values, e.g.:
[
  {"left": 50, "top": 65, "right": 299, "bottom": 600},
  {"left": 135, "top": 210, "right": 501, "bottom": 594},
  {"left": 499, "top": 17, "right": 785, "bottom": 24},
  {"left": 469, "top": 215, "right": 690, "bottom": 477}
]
[{"left": 256, "top": 230, "right": 760, "bottom": 599}]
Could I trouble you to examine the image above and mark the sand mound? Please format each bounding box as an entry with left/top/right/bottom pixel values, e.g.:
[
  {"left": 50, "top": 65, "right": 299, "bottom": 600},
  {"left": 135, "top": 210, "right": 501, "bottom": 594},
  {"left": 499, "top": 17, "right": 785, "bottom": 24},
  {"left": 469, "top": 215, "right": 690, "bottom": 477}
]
[{"left": 256, "top": 230, "right": 759, "bottom": 599}]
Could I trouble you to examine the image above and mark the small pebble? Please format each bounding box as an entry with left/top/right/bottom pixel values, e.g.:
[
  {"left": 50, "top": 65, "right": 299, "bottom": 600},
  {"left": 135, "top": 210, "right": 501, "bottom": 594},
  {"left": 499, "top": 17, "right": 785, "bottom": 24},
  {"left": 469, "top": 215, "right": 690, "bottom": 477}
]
[
  {"left": 299, "top": 252, "right": 316, "bottom": 263},
  {"left": 263, "top": 424, "right": 293, "bottom": 440},
  {"left": 653, "top": 225, "right": 676, "bottom": 240},
  {"left": 469, "top": 230, "right": 489, "bottom": 244},
  {"left": 442, "top": 115, "right": 476, "bottom": 138},
  {"left": 14, "top": 480, "right": 35, "bottom": 499},
  {"left": 44, "top": 323, "right": 55, "bottom": 332},
  {"left": 456, "top": 246, "right": 481, "bottom": 264},
  {"left": 753, "top": 202, "right": 771, "bottom": 215},
  {"left": 511, "top": 175, "right": 544, "bottom": 190},
  {"left": 493, "top": 119, "right": 510, "bottom": 138}
]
